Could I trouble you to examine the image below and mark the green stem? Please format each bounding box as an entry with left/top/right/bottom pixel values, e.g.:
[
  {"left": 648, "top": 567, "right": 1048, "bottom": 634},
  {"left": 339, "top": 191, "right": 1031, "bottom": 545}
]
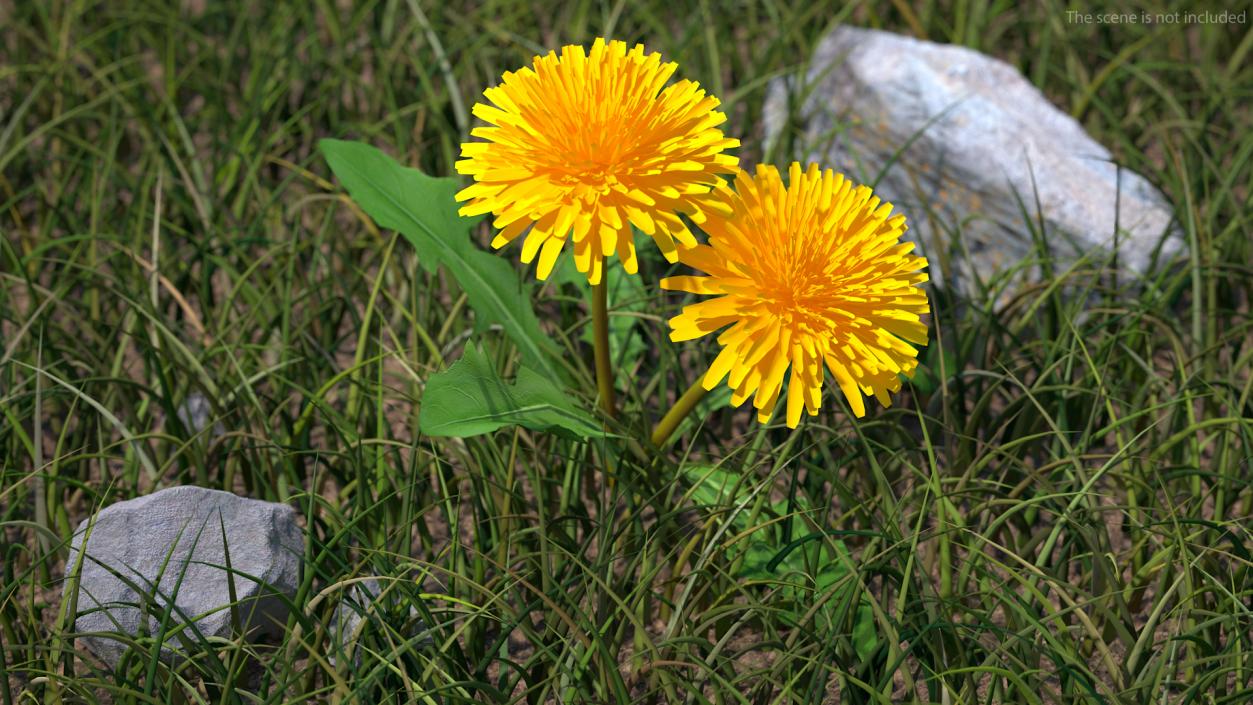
[
  {"left": 650, "top": 378, "right": 709, "bottom": 447},
  {"left": 592, "top": 281, "right": 616, "bottom": 417}
]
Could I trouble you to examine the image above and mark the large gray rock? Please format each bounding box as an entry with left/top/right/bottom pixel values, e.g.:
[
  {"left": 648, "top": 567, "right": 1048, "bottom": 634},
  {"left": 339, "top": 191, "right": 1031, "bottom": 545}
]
[
  {"left": 63, "top": 486, "right": 302, "bottom": 668},
  {"left": 763, "top": 26, "right": 1182, "bottom": 294}
]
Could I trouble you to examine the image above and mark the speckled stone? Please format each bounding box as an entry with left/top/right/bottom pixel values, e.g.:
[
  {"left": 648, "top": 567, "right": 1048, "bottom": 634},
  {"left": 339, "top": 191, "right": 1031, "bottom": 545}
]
[
  {"left": 63, "top": 486, "right": 302, "bottom": 668},
  {"left": 763, "top": 26, "right": 1182, "bottom": 294}
]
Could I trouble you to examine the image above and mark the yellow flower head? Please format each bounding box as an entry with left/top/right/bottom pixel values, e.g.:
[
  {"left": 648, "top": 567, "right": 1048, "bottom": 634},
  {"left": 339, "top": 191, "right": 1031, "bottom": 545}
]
[
  {"left": 662, "top": 163, "right": 930, "bottom": 428},
  {"left": 455, "top": 38, "right": 740, "bottom": 285}
]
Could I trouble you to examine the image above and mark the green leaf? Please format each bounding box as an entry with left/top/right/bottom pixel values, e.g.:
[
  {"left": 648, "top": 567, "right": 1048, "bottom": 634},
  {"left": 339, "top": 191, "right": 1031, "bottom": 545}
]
[
  {"left": 680, "top": 464, "right": 751, "bottom": 514},
  {"left": 909, "top": 343, "right": 952, "bottom": 395},
  {"left": 813, "top": 554, "right": 879, "bottom": 662},
  {"left": 739, "top": 540, "right": 793, "bottom": 578},
  {"left": 739, "top": 535, "right": 880, "bottom": 663},
  {"left": 850, "top": 593, "right": 879, "bottom": 662},
  {"left": 319, "top": 139, "right": 563, "bottom": 380},
  {"left": 418, "top": 343, "right": 602, "bottom": 439}
]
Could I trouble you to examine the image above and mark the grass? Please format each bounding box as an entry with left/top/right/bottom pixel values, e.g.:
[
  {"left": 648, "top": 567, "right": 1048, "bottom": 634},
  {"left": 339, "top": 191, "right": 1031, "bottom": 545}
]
[{"left": 1, "top": 0, "right": 1250, "bottom": 702}]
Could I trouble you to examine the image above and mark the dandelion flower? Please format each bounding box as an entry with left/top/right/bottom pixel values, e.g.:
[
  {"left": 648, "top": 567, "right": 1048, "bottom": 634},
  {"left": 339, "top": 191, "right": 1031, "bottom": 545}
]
[
  {"left": 455, "top": 38, "right": 740, "bottom": 284},
  {"left": 662, "top": 163, "right": 930, "bottom": 428}
]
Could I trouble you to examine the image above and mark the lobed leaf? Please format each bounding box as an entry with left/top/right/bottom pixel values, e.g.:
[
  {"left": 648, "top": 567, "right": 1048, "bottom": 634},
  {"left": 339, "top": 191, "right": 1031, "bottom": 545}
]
[
  {"left": 319, "top": 138, "right": 564, "bottom": 380},
  {"left": 418, "top": 343, "right": 601, "bottom": 439}
]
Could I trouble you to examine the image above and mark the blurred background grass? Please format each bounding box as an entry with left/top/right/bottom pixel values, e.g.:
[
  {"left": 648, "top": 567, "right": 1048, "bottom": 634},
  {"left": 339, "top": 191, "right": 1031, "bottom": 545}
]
[{"left": 1, "top": 0, "right": 1250, "bottom": 703}]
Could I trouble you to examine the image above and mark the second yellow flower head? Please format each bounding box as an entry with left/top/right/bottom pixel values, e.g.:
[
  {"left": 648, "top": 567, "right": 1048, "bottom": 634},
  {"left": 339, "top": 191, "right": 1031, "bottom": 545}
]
[{"left": 663, "top": 163, "right": 931, "bottom": 427}]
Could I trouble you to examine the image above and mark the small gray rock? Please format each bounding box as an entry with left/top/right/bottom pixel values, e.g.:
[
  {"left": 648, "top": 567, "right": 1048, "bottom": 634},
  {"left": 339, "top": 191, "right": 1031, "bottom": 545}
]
[
  {"left": 63, "top": 486, "right": 302, "bottom": 668},
  {"left": 764, "top": 26, "right": 1182, "bottom": 294},
  {"left": 176, "top": 392, "right": 224, "bottom": 439},
  {"left": 328, "top": 578, "right": 431, "bottom": 667},
  {"left": 329, "top": 579, "right": 381, "bottom": 652}
]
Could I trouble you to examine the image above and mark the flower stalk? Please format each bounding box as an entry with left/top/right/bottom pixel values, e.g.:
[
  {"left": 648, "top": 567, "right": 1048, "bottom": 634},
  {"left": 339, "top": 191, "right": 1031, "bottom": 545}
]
[
  {"left": 592, "top": 281, "right": 616, "bottom": 417},
  {"left": 650, "top": 378, "right": 709, "bottom": 447}
]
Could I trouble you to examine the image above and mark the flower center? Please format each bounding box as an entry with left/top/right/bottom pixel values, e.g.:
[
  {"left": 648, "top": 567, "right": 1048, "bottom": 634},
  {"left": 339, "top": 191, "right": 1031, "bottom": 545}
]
[
  {"left": 756, "top": 261, "right": 836, "bottom": 334},
  {"left": 563, "top": 160, "right": 617, "bottom": 185},
  {"left": 547, "top": 159, "right": 622, "bottom": 204},
  {"left": 539, "top": 110, "right": 645, "bottom": 195}
]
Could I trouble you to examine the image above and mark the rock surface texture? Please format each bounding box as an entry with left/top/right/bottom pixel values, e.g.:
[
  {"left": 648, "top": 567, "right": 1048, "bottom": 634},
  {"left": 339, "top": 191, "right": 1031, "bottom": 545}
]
[
  {"left": 63, "top": 486, "right": 302, "bottom": 668},
  {"left": 176, "top": 392, "right": 225, "bottom": 438},
  {"left": 763, "top": 26, "right": 1182, "bottom": 294},
  {"left": 328, "top": 578, "right": 382, "bottom": 667},
  {"left": 328, "top": 578, "right": 432, "bottom": 667}
]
